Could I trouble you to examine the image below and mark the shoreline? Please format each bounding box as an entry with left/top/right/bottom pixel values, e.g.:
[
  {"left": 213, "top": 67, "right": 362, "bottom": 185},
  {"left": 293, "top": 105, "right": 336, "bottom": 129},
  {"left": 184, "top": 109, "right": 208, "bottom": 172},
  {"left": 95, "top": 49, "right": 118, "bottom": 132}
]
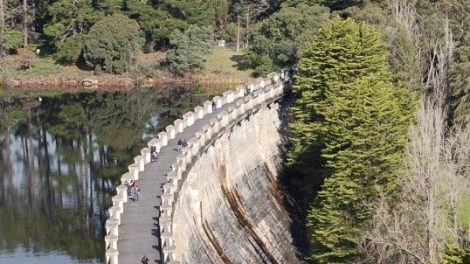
[{"left": 1, "top": 72, "right": 253, "bottom": 91}]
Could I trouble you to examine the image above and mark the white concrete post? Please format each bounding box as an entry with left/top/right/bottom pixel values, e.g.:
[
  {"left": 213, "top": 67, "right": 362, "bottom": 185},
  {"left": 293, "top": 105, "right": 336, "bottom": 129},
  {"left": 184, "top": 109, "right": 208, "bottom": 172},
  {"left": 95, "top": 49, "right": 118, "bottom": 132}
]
[
  {"left": 140, "top": 148, "right": 151, "bottom": 164},
  {"left": 128, "top": 164, "right": 139, "bottom": 180},
  {"left": 227, "top": 105, "right": 237, "bottom": 121},
  {"left": 194, "top": 106, "right": 204, "bottom": 119},
  {"left": 235, "top": 85, "right": 245, "bottom": 98},
  {"left": 183, "top": 112, "right": 195, "bottom": 126},
  {"left": 166, "top": 125, "right": 176, "bottom": 140},
  {"left": 163, "top": 182, "right": 176, "bottom": 194},
  {"left": 112, "top": 196, "right": 124, "bottom": 214},
  {"left": 218, "top": 111, "right": 229, "bottom": 127},
  {"left": 223, "top": 90, "right": 235, "bottom": 104},
  {"left": 158, "top": 132, "right": 168, "bottom": 147},
  {"left": 174, "top": 119, "right": 185, "bottom": 133},
  {"left": 210, "top": 118, "right": 220, "bottom": 134},
  {"left": 272, "top": 73, "right": 280, "bottom": 83},
  {"left": 108, "top": 206, "right": 121, "bottom": 225},
  {"left": 213, "top": 96, "right": 223, "bottom": 108},
  {"left": 116, "top": 184, "right": 128, "bottom": 203},
  {"left": 257, "top": 77, "right": 266, "bottom": 88},
  {"left": 203, "top": 101, "right": 213, "bottom": 114},
  {"left": 120, "top": 172, "right": 132, "bottom": 185},
  {"left": 105, "top": 249, "right": 119, "bottom": 264},
  {"left": 195, "top": 131, "right": 205, "bottom": 147},
  {"left": 188, "top": 138, "right": 200, "bottom": 156},
  {"left": 181, "top": 147, "right": 192, "bottom": 165},
  {"left": 106, "top": 220, "right": 119, "bottom": 237},
  {"left": 176, "top": 154, "right": 187, "bottom": 171},
  {"left": 134, "top": 155, "right": 144, "bottom": 171},
  {"left": 105, "top": 235, "right": 118, "bottom": 250}
]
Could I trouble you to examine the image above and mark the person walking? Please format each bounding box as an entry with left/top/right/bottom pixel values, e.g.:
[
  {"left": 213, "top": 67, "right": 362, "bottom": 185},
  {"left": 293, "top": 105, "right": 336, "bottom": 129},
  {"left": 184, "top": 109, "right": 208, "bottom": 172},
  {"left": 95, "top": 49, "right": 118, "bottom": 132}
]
[
  {"left": 176, "top": 138, "right": 183, "bottom": 152},
  {"left": 212, "top": 100, "right": 217, "bottom": 112}
]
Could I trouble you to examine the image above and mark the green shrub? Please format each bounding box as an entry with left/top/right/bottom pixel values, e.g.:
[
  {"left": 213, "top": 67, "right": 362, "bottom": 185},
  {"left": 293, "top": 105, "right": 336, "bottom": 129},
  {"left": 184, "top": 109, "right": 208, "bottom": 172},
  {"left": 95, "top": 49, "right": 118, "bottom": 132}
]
[
  {"left": 56, "top": 34, "right": 85, "bottom": 64},
  {"left": 0, "top": 30, "right": 23, "bottom": 53}
]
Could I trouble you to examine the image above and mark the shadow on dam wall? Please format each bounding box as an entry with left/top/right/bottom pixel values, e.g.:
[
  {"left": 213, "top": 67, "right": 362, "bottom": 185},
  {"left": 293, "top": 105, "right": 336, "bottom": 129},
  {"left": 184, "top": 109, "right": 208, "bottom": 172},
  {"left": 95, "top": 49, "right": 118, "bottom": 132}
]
[{"left": 171, "top": 100, "right": 304, "bottom": 263}]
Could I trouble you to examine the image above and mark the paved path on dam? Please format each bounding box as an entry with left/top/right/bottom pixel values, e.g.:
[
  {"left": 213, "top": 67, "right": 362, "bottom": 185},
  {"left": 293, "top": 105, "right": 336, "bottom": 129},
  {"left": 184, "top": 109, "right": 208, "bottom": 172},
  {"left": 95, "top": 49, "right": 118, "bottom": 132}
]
[{"left": 117, "top": 96, "right": 244, "bottom": 264}]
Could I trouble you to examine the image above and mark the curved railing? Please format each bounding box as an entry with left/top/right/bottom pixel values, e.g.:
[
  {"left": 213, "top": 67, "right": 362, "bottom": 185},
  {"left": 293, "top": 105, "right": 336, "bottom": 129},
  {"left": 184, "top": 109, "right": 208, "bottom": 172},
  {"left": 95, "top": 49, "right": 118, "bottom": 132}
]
[{"left": 104, "top": 69, "right": 292, "bottom": 264}]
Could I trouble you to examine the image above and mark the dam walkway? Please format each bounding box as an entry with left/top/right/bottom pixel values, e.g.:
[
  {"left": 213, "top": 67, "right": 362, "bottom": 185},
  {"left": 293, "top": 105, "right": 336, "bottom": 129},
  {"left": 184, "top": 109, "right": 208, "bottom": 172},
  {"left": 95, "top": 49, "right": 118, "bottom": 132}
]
[{"left": 104, "top": 69, "right": 291, "bottom": 264}]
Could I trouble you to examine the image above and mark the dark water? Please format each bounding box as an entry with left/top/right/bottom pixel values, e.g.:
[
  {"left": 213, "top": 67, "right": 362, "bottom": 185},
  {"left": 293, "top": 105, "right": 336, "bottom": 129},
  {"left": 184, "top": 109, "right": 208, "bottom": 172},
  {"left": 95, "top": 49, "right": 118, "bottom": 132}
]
[{"left": 0, "top": 87, "right": 215, "bottom": 263}]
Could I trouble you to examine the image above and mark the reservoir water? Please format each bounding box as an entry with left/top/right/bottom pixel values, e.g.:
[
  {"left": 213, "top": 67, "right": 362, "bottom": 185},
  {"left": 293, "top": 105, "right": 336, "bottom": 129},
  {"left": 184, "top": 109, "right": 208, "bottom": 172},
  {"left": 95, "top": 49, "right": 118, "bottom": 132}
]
[{"left": 0, "top": 87, "right": 215, "bottom": 263}]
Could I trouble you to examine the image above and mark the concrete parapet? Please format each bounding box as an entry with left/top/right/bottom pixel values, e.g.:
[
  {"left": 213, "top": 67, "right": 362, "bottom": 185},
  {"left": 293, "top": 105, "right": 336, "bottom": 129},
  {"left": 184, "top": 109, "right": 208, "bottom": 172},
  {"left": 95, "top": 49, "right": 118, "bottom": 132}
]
[
  {"left": 105, "top": 235, "right": 118, "bottom": 250},
  {"left": 194, "top": 106, "right": 204, "bottom": 120},
  {"left": 140, "top": 148, "right": 151, "bottom": 164},
  {"left": 167, "top": 170, "right": 178, "bottom": 182},
  {"left": 160, "top": 215, "right": 172, "bottom": 233},
  {"left": 134, "top": 155, "right": 144, "bottom": 171},
  {"left": 183, "top": 111, "right": 195, "bottom": 126},
  {"left": 108, "top": 206, "right": 122, "bottom": 225},
  {"left": 174, "top": 119, "right": 185, "bottom": 133},
  {"left": 203, "top": 101, "right": 213, "bottom": 114},
  {"left": 163, "top": 182, "right": 176, "bottom": 194},
  {"left": 213, "top": 96, "right": 223, "bottom": 108},
  {"left": 188, "top": 138, "right": 199, "bottom": 157},
  {"left": 176, "top": 162, "right": 184, "bottom": 180},
  {"left": 158, "top": 132, "right": 169, "bottom": 147},
  {"left": 120, "top": 172, "right": 132, "bottom": 184},
  {"left": 116, "top": 184, "right": 128, "bottom": 203},
  {"left": 112, "top": 196, "right": 124, "bottom": 214},
  {"left": 128, "top": 164, "right": 139, "bottom": 180},
  {"left": 176, "top": 154, "right": 187, "bottom": 171},
  {"left": 161, "top": 230, "right": 173, "bottom": 247},
  {"left": 235, "top": 85, "right": 246, "bottom": 98},
  {"left": 160, "top": 203, "right": 173, "bottom": 217},
  {"left": 223, "top": 90, "right": 235, "bottom": 104},
  {"left": 271, "top": 73, "right": 280, "bottom": 83},
  {"left": 106, "top": 219, "right": 119, "bottom": 237},
  {"left": 228, "top": 105, "right": 238, "bottom": 121},
  {"left": 195, "top": 131, "right": 205, "bottom": 147},
  {"left": 256, "top": 77, "right": 266, "bottom": 88},
  {"left": 166, "top": 125, "right": 177, "bottom": 140},
  {"left": 181, "top": 147, "right": 192, "bottom": 165},
  {"left": 217, "top": 111, "right": 229, "bottom": 127},
  {"left": 162, "top": 193, "right": 175, "bottom": 205},
  {"left": 105, "top": 249, "right": 119, "bottom": 264},
  {"left": 210, "top": 118, "right": 220, "bottom": 134},
  {"left": 163, "top": 245, "right": 176, "bottom": 262}
]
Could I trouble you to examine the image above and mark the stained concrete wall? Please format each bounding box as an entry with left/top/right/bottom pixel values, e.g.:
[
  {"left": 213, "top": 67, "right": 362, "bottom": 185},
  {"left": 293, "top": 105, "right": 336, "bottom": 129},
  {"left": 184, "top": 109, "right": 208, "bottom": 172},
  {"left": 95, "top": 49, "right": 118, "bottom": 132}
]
[{"left": 173, "top": 104, "right": 299, "bottom": 264}]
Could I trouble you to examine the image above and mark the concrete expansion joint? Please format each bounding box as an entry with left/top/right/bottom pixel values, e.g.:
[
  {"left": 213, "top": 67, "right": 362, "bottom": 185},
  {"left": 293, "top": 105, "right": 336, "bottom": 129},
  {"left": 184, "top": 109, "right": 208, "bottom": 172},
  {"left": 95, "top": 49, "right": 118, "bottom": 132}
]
[{"left": 104, "top": 68, "right": 293, "bottom": 264}]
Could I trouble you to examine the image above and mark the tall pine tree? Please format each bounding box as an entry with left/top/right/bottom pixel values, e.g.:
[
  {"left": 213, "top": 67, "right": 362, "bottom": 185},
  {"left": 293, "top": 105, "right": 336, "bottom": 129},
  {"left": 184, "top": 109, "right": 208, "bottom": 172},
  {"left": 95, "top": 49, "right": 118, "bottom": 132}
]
[{"left": 289, "top": 18, "right": 414, "bottom": 263}]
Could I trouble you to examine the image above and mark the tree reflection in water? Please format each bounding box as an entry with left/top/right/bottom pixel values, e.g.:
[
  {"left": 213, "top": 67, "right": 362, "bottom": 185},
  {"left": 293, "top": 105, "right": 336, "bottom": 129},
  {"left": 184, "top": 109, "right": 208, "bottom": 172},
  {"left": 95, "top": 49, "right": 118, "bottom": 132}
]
[{"left": 0, "top": 87, "right": 213, "bottom": 263}]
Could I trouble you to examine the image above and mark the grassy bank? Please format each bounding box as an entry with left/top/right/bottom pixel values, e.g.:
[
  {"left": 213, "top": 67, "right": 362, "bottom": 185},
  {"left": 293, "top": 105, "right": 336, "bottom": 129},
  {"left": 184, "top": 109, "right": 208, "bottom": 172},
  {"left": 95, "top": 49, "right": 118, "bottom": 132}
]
[{"left": 0, "top": 46, "right": 253, "bottom": 89}]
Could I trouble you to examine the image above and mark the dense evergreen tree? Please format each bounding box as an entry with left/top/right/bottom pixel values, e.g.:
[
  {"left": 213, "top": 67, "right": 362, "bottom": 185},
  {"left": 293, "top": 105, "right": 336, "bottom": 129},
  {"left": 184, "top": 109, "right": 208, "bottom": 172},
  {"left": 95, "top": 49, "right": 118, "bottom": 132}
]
[
  {"left": 289, "top": 18, "right": 413, "bottom": 263},
  {"left": 165, "top": 25, "right": 213, "bottom": 76},
  {"left": 244, "top": 3, "right": 330, "bottom": 76},
  {"left": 43, "top": 0, "right": 103, "bottom": 54},
  {"left": 83, "top": 14, "right": 144, "bottom": 74}
]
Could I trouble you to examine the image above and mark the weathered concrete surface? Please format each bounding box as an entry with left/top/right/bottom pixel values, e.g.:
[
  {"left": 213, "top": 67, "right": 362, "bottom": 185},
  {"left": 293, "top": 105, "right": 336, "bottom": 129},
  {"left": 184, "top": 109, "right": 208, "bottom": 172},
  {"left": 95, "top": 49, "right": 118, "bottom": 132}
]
[{"left": 173, "top": 104, "right": 300, "bottom": 263}]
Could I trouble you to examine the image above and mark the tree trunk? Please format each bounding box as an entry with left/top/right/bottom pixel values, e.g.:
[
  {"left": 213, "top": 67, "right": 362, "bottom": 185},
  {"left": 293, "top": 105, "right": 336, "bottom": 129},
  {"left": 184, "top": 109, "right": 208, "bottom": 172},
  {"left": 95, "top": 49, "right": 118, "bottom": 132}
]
[
  {"left": 236, "top": 14, "right": 240, "bottom": 53},
  {"left": 0, "top": 0, "right": 4, "bottom": 34},
  {"left": 23, "top": 0, "right": 27, "bottom": 48},
  {"left": 245, "top": 6, "right": 249, "bottom": 49}
]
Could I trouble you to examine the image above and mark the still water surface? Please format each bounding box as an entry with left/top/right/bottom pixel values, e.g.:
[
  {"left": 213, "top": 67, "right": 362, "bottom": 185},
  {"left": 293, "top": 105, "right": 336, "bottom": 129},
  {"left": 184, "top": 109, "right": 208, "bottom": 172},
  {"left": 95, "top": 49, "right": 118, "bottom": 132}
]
[{"left": 0, "top": 87, "right": 214, "bottom": 263}]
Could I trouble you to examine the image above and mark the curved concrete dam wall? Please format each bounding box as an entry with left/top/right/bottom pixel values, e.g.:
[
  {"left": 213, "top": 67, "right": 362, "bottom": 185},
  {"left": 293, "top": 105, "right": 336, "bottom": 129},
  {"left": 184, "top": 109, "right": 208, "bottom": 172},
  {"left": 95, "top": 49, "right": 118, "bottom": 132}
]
[{"left": 173, "top": 103, "right": 300, "bottom": 263}]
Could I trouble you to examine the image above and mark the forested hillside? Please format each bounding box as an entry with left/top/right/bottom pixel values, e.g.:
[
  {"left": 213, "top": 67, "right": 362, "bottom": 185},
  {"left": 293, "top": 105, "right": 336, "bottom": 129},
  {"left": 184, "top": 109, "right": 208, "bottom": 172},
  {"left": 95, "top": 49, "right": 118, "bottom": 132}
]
[{"left": 1, "top": 0, "right": 469, "bottom": 263}]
